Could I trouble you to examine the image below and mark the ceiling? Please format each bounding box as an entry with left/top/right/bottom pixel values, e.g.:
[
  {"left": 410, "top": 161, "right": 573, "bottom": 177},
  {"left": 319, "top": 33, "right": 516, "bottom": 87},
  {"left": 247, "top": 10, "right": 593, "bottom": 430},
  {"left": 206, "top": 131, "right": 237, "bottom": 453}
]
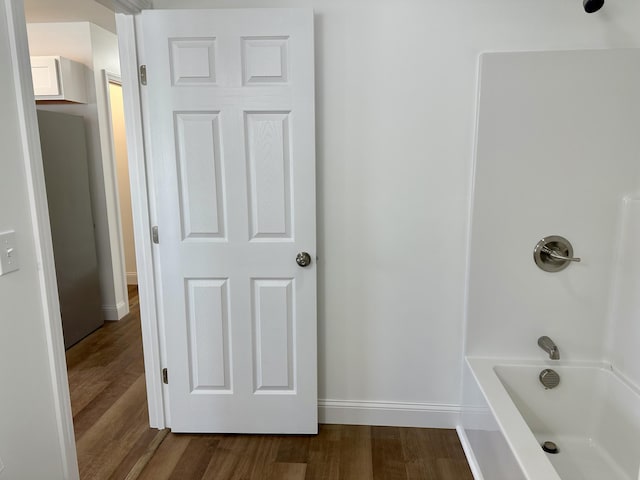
[{"left": 23, "top": 0, "right": 117, "bottom": 33}]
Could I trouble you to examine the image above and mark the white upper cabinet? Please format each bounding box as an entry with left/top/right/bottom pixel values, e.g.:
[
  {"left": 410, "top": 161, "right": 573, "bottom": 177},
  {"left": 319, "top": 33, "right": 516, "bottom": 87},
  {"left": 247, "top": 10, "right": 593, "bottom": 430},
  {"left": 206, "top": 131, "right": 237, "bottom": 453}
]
[{"left": 31, "top": 56, "right": 88, "bottom": 103}]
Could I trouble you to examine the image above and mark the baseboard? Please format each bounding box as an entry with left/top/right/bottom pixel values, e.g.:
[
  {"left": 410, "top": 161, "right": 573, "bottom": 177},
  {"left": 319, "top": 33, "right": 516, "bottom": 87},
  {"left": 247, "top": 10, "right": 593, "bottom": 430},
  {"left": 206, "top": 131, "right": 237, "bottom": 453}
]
[
  {"left": 318, "top": 399, "right": 461, "bottom": 429},
  {"left": 127, "top": 272, "right": 138, "bottom": 285},
  {"left": 456, "top": 426, "right": 484, "bottom": 480},
  {"left": 102, "top": 300, "right": 129, "bottom": 321}
]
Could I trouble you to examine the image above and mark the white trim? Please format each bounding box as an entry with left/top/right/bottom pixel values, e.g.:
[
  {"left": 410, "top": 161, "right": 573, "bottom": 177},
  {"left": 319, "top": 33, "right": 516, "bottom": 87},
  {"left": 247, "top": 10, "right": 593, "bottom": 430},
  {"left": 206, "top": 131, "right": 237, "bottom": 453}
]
[
  {"left": 93, "top": 0, "right": 151, "bottom": 14},
  {"left": 93, "top": 62, "right": 131, "bottom": 325},
  {"left": 5, "top": 0, "right": 79, "bottom": 477},
  {"left": 102, "top": 69, "right": 132, "bottom": 323},
  {"left": 102, "top": 300, "right": 129, "bottom": 320},
  {"left": 318, "top": 399, "right": 461, "bottom": 428},
  {"left": 113, "top": 0, "right": 151, "bottom": 14},
  {"left": 104, "top": 72, "right": 139, "bottom": 290},
  {"left": 117, "top": 300, "right": 129, "bottom": 318},
  {"left": 456, "top": 426, "right": 485, "bottom": 480},
  {"left": 115, "top": 13, "right": 166, "bottom": 428}
]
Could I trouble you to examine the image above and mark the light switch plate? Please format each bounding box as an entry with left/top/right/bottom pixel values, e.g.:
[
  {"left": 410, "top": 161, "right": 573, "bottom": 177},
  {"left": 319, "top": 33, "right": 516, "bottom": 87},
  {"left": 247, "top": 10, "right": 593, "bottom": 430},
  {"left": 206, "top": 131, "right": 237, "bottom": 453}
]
[{"left": 0, "top": 231, "right": 19, "bottom": 276}]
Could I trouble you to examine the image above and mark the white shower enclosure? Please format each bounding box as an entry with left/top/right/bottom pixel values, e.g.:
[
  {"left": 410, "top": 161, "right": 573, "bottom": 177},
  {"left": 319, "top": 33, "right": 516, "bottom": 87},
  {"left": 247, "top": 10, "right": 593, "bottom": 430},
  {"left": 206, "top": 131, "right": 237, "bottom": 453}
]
[{"left": 460, "top": 49, "right": 640, "bottom": 479}]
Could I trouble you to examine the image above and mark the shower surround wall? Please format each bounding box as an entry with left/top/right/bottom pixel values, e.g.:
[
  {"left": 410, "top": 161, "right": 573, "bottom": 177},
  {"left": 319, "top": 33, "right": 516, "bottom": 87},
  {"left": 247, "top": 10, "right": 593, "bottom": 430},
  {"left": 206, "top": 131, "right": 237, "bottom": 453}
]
[
  {"left": 607, "top": 197, "right": 640, "bottom": 388},
  {"left": 461, "top": 48, "right": 640, "bottom": 479},
  {"left": 466, "top": 49, "right": 640, "bottom": 362}
]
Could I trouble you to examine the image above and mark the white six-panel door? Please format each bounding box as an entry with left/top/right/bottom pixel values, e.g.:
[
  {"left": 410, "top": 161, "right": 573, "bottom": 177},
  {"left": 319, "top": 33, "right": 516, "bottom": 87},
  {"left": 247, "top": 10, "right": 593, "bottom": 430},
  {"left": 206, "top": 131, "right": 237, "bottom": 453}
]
[{"left": 140, "top": 8, "right": 316, "bottom": 433}]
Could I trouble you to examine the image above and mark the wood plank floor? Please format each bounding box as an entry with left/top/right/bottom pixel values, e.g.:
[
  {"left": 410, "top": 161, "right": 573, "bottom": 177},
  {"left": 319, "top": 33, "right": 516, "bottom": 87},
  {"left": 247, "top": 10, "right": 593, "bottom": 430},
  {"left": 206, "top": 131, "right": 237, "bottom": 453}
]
[
  {"left": 137, "top": 425, "right": 473, "bottom": 480},
  {"left": 66, "top": 286, "right": 473, "bottom": 479},
  {"left": 66, "top": 286, "right": 154, "bottom": 480}
]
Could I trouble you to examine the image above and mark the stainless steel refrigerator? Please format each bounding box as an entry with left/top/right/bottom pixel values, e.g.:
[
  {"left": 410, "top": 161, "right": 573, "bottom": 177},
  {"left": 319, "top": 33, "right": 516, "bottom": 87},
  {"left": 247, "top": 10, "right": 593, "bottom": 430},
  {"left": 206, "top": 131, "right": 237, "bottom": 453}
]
[{"left": 37, "top": 109, "right": 103, "bottom": 348}]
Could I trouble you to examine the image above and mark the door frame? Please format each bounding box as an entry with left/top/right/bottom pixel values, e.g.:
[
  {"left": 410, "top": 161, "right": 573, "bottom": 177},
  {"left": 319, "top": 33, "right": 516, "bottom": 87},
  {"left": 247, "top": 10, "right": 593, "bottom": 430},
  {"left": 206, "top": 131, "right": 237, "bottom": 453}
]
[
  {"left": 5, "top": 0, "right": 79, "bottom": 476},
  {"left": 102, "top": 70, "right": 134, "bottom": 314},
  {"left": 6, "top": 0, "right": 163, "bottom": 476},
  {"left": 114, "top": 11, "right": 167, "bottom": 428},
  {"left": 112, "top": 6, "right": 319, "bottom": 431}
]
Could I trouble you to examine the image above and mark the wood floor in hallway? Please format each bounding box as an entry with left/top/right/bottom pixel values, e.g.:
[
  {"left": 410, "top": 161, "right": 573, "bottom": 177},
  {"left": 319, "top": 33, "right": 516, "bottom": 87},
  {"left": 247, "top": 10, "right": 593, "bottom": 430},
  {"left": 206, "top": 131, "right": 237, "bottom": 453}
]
[
  {"left": 66, "top": 286, "right": 154, "bottom": 479},
  {"left": 66, "top": 286, "right": 473, "bottom": 480}
]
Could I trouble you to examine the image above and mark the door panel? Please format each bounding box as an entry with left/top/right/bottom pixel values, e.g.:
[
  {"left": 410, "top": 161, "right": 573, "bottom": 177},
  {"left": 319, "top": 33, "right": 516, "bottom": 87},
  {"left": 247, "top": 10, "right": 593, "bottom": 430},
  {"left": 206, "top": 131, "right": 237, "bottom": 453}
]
[
  {"left": 242, "top": 36, "right": 289, "bottom": 85},
  {"left": 141, "top": 8, "right": 316, "bottom": 433},
  {"left": 246, "top": 111, "right": 292, "bottom": 239},
  {"left": 175, "top": 112, "right": 225, "bottom": 239},
  {"left": 185, "top": 278, "right": 231, "bottom": 391},
  {"left": 252, "top": 278, "right": 294, "bottom": 392}
]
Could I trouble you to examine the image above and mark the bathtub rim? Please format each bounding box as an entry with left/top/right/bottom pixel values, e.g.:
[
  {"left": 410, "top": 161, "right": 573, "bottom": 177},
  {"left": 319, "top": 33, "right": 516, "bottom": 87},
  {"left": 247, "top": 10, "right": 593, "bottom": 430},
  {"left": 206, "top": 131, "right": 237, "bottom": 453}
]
[{"left": 463, "top": 356, "right": 617, "bottom": 480}]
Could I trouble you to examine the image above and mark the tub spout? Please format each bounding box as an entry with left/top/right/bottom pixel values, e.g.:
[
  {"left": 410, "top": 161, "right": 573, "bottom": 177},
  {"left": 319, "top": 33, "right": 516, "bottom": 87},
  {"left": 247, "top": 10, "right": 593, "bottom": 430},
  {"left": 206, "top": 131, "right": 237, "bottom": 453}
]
[{"left": 538, "top": 336, "right": 560, "bottom": 360}]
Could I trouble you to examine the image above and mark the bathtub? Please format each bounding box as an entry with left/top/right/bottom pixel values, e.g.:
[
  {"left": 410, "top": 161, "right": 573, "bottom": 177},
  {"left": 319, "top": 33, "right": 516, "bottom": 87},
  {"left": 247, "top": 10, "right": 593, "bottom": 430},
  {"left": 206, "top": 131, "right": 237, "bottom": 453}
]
[{"left": 459, "top": 358, "right": 640, "bottom": 480}]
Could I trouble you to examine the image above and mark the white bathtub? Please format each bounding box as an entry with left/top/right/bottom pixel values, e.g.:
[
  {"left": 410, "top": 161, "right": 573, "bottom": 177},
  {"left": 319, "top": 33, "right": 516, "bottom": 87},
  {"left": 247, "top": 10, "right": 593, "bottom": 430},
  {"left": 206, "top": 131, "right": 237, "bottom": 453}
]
[{"left": 460, "top": 358, "right": 640, "bottom": 480}]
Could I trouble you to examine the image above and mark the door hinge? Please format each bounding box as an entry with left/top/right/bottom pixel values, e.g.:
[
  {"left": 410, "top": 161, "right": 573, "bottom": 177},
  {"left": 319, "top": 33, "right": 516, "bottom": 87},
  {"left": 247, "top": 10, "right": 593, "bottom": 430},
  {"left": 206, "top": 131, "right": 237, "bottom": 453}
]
[
  {"left": 152, "top": 226, "right": 159, "bottom": 244},
  {"left": 162, "top": 368, "right": 168, "bottom": 384},
  {"left": 139, "top": 64, "right": 147, "bottom": 86}
]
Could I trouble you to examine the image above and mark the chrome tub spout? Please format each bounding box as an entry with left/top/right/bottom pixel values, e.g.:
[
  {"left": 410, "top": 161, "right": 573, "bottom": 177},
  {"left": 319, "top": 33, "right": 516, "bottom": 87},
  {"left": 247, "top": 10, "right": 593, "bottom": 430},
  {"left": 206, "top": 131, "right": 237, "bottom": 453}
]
[{"left": 538, "top": 336, "right": 560, "bottom": 360}]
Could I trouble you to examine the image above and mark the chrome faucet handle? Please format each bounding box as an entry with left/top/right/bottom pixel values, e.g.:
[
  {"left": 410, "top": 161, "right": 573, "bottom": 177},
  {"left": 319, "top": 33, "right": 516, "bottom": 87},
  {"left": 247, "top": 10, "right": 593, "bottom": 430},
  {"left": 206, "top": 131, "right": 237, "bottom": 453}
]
[
  {"left": 534, "top": 236, "right": 580, "bottom": 272},
  {"left": 541, "top": 246, "right": 581, "bottom": 263}
]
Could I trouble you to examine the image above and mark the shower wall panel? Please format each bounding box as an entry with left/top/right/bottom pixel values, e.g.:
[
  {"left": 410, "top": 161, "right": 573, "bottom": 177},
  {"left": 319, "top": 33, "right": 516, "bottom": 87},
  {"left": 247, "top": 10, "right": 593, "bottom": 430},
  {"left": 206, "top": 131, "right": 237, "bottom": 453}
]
[{"left": 467, "top": 49, "right": 640, "bottom": 361}]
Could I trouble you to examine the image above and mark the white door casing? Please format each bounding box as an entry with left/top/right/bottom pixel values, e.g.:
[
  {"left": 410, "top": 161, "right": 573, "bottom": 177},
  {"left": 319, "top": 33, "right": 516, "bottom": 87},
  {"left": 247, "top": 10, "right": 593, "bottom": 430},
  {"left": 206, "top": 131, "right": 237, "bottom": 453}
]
[{"left": 141, "top": 9, "right": 317, "bottom": 433}]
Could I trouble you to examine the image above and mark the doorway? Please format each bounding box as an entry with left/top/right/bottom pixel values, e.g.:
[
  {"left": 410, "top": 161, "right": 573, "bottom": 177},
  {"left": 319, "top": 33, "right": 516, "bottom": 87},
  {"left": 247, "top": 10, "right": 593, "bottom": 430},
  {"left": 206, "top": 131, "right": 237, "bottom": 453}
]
[
  {"left": 106, "top": 76, "right": 138, "bottom": 292},
  {"left": 44, "top": 71, "right": 153, "bottom": 476}
]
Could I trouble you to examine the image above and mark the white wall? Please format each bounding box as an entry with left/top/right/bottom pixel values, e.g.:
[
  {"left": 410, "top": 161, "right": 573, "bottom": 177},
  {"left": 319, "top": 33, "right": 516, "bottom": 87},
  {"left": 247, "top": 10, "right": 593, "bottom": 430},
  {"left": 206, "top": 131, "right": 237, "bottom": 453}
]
[
  {"left": 27, "top": 22, "right": 127, "bottom": 320},
  {"left": 148, "top": 0, "right": 640, "bottom": 424},
  {"left": 0, "top": 1, "right": 76, "bottom": 478},
  {"left": 24, "top": 0, "right": 117, "bottom": 33},
  {"left": 466, "top": 50, "right": 640, "bottom": 361}
]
